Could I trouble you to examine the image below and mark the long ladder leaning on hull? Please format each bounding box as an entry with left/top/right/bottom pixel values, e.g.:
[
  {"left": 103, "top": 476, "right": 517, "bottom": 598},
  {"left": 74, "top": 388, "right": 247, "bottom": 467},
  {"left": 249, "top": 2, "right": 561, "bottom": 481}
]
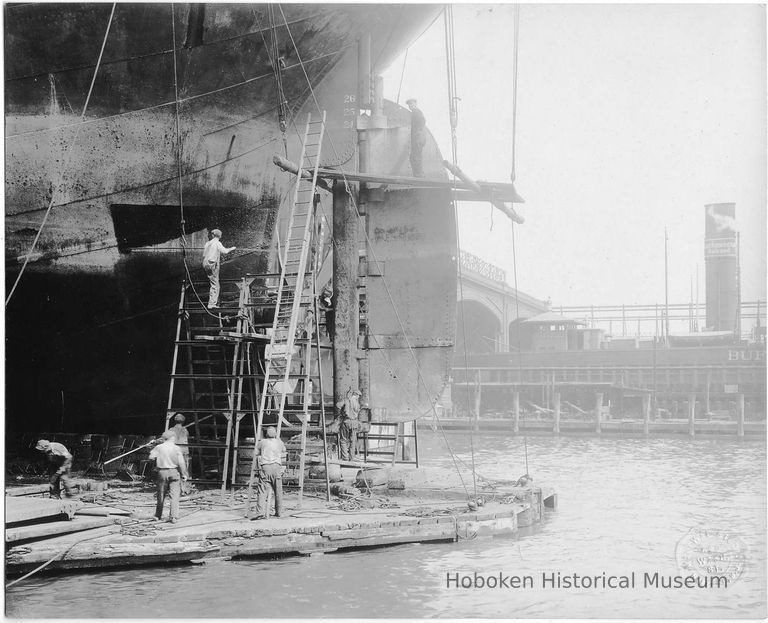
[{"left": 245, "top": 112, "right": 327, "bottom": 515}]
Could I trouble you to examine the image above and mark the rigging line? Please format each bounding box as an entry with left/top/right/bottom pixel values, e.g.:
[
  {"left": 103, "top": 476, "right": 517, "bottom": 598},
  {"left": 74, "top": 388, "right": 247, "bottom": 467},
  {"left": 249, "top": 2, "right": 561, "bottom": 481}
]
[
  {"left": 507, "top": 6, "right": 528, "bottom": 476},
  {"left": 268, "top": 4, "right": 289, "bottom": 156},
  {"left": 5, "top": 10, "right": 328, "bottom": 85},
  {"left": 6, "top": 100, "right": 170, "bottom": 140},
  {"left": 368, "top": 339, "right": 470, "bottom": 498},
  {"left": 396, "top": 48, "right": 408, "bottom": 105},
  {"left": 5, "top": 48, "right": 351, "bottom": 142},
  {"left": 444, "top": 4, "right": 477, "bottom": 502},
  {"left": 510, "top": 220, "right": 529, "bottom": 476},
  {"left": 249, "top": 4, "right": 288, "bottom": 155},
  {"left": 5, "top": 2, "right": 117, "bottom": 308},
  {"left": 510, "top": 4, "right": 520, "bottom": 182},
  {"left": 170, "top": 3, "right": 186, "bottom": 245},
  {"left": 182, "top": 47, "right": 353, "bottom": 105},
  {"left": 9, "top": 136, "right": 280, "bottom": 218},
  {"left": 278, "top": 6, "right": 474, "bottom": 496}
]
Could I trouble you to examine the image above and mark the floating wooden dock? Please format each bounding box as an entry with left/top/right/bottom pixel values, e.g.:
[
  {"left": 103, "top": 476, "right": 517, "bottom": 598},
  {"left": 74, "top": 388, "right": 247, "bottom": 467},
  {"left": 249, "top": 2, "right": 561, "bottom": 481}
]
[{"left": 5, "top": 482, "right": 556, "bottom": 576}]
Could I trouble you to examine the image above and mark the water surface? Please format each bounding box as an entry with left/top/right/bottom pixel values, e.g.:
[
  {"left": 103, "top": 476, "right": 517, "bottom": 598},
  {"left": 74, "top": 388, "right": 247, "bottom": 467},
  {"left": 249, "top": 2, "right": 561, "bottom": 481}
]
[{"left": 6, "top": 433, "right": 766, "bottom": 618}]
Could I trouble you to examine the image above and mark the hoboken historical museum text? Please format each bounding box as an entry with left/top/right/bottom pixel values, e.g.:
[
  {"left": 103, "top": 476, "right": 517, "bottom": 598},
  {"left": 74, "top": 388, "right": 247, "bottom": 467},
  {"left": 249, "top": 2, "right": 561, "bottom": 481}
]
[{"left": 446, "top": 572, "right": 730, "bottom": 590}]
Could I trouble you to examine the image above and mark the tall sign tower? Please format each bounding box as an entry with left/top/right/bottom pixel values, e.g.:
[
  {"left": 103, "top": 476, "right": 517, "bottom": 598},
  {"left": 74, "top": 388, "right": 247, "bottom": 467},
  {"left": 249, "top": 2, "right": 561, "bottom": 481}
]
[{"left": 704, "top": 203, "right": 739, "bottom": 332}]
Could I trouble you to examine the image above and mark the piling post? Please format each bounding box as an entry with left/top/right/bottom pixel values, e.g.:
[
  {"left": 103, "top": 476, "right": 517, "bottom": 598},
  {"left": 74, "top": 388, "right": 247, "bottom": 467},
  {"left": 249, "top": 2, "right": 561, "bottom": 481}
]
[
  {"left": 553, "top": 392, "right": 560, "bottom": 434},
  {"left": 594, "top": 392, "right": 603, "bottom": 434},
  {"left": 688, "top": 393, "right": 696, "bottom": 437},
  {"left": 473, "top": 370, "right": 482, "bottom": 431},
  {"left": 642, "top": 393, "right": 651, "bottom": 435},
  {"left": 737, "top": 393, "right": 745, "bottom": 438},
  {"left": 332, "top": 181, "right": 359, "bottom": 411},
  {"left": 512, "top": 391, "right": 520, "bottom": 434}
]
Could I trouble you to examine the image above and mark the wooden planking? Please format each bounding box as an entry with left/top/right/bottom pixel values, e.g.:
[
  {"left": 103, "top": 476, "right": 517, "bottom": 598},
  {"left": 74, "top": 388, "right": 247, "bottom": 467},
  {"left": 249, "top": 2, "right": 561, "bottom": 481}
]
[
  {"left": 76, "top": 506, "right": 132, "bottom": 517},
  {"left": 6, "top": 541, "right": 221, "bottom": 575},
  {"left": 5, "top": 484, "right": 51, "bottom": 497},
  {"left": 6, "top": 516, "right": 116, "bottom": 543},
  {"left": 5, "top": 497, "right": 81, "bottom": 524},
  {"left": 6, "top": 496, "right": 544, "bottom": 574}
]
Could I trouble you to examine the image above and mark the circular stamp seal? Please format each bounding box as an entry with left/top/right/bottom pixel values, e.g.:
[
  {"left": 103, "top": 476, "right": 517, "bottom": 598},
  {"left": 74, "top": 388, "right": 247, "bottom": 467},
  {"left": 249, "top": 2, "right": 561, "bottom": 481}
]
[{"left": 675, "top": 527, "right": 747, "bottom": 583}]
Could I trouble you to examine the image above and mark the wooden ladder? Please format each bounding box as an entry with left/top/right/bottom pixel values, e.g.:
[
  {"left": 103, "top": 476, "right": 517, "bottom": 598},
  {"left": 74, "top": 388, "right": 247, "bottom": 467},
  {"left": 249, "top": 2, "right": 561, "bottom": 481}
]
[{"left": 245, "top": 112, "right": 328, "bottom": 514}]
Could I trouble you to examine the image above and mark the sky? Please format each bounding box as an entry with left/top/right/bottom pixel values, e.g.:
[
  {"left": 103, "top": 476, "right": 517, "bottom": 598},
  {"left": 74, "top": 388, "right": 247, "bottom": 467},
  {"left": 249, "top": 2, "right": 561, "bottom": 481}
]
[{"left": 383, "top": 4, "right": 766, "bottom": 310}]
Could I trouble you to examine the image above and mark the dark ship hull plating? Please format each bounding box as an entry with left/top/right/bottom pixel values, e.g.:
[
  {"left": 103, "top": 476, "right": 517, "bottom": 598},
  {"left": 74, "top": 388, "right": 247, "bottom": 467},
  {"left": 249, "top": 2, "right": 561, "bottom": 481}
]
[{"left": 4, "top": 3, "right": 441, "bottom": 433}]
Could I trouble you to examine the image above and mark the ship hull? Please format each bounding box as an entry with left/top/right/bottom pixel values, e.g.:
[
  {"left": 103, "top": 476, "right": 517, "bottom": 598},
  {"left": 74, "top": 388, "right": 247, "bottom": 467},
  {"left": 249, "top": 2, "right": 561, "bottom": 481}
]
[{"left": 4, "top": 3, "right": 442, "bottom": 433}]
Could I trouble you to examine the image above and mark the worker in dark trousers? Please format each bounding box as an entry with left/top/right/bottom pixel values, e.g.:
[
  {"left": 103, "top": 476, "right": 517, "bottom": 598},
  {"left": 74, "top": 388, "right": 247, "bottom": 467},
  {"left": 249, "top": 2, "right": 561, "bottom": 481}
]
[
  {"left": 318, "top": 287, "right": 334, "bottom": 341},
  {"left": 253, "top": 427, "right": 286, "bottom": 520},
  {"left": 149, "top": 430, "right": 188, "bottom": 524},
  {"left": 336, "top": 389, "right": 361, "bottom": 461},
  {"left": 36, "top": 439, "right": 74, "bottom": 498},
  {"left": 169, "top": 413, "right": 190, "bottom": 493},
  {"left": 406, "top": 98, "right": 426, "bottom": 177},
  {"left": 201, "top": 228, "right": 236, "bottom": 309}
]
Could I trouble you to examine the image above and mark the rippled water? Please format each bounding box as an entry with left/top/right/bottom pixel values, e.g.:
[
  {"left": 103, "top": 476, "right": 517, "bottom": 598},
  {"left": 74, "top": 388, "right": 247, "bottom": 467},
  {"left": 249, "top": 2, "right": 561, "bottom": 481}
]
[{"left": 6, "top": 433, "right": 766, "bottom": 618}]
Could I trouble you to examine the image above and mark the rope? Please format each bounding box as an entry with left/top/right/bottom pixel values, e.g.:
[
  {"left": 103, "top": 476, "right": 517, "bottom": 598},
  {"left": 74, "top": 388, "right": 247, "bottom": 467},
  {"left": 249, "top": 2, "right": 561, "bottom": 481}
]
[
  {"left": 506, "top": 6, "right": 530, "bottom": 477},
  {"left": 510, "top": 221, "right": 529, "bottom": 476},
  {"left": 510, "top": 4, "right": 520, "bottom": 182},
  {"left": 5, "top": 2, "right": 117, "bottom": 307},
  {"left": 170, "top": 3, "right": 187, "bottom": 246},
  {"left": 6, "top": 523, "right": 120, "bottom": 588},
  {"left": 396, "top": 48, "right": 409, "bottom": 105},
  {"left": 7, "top": 135, "right": 279, "bottom": 218},
  {"left": 443, "top": 5, "right": 478, "bottom": 503}
]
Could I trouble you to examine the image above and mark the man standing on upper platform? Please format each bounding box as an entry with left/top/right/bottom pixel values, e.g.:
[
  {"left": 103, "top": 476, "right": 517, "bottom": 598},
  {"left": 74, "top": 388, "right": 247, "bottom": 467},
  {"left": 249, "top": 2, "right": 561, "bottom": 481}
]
[
  {"left": 202, "top": 228, "right": 236, "bottom": 309},
  {"left": 406, "top": 98, "right": 426, "bottom": 177}
]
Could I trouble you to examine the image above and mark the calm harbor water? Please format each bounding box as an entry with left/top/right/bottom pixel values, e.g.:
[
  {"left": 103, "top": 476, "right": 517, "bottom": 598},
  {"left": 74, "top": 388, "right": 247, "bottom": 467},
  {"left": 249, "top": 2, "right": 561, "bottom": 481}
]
[{"left": 6, "top": 432, "right": 766, "bottom": 618}]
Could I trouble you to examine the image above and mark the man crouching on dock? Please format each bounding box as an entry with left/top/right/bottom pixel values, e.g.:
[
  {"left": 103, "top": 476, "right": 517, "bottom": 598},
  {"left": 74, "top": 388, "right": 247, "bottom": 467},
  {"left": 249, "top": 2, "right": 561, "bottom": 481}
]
[
  {"left": 36, "top": 439, "right": 74, "bottom": 498},
  {"left": 149, "top": 430, "right": 189, "bottom": 524},
  {"left": 253, "top": 427, "right": 286, "bottom": 520}
]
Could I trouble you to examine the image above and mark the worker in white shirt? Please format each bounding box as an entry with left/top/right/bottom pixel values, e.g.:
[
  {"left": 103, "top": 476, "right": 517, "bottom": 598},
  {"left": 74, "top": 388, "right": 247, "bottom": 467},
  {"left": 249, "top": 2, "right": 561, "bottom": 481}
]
[
  {"left": 253, "top": 427, "right": 286, "bottom": 519},
  {"left": 35, "top": 439, "right": 74, "bottom": 498},
  {"left": 149, "top": 430, "right": 188, "bottom": 523},
  {"left": 201, "top": 228, "right": 236, "bottom": 309},
  {"left": 169, "top": 413, "right": 191, "bottom": 494}
]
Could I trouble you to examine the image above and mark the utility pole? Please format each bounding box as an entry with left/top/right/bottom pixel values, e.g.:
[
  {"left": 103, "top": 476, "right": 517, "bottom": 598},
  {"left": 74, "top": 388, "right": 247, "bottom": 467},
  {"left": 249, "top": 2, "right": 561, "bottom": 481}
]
[
  {"left": 695, "top": 263, "right": 699, "bottom": 332},
  {"left": 664, "top": 227, "right": 670, "bottom": 342},
  {"left": 736, "top": 231, "right": 742, "bottom": 339}
]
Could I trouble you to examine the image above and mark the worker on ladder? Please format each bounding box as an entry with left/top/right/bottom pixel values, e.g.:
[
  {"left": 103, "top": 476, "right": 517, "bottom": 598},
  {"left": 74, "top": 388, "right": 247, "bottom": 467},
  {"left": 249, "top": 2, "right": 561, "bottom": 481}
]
[
  {"left": 333, "top": 388, "right": 361, "bottom": 461},
  {"left": 201, "top": 228, "right": 236, "bottom": 309}
]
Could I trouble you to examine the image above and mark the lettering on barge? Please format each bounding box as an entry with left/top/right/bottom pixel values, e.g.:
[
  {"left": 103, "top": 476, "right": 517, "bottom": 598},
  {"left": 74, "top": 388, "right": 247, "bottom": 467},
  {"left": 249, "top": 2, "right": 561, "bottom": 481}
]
[{"left": 727, "top": 349, "right": 766, "bottom": 362}]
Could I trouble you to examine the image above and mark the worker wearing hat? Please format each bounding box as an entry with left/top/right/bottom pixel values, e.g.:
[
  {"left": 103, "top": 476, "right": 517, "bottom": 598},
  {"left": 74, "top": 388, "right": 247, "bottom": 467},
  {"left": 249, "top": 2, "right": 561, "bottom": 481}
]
[
  {"left": 336, "top": 388, "right": 362, "bottom": 461},
  {"left": 406, "top": 98, "right": 426, "bottom": 177},
  {"left": 149, "top": 429, "right": 188, "bottom": 523},
  {"left": 169, "top": 413, "right": 191, "bottom": 493},
  {"left": 201, "top": 228, "right": 236, "bottom": 309},
  {"left": 35, "top": 439, "right": 74, "bottom": 498},
  {"left": 253, "top": 427, "right": 286, "bottom": 520}
]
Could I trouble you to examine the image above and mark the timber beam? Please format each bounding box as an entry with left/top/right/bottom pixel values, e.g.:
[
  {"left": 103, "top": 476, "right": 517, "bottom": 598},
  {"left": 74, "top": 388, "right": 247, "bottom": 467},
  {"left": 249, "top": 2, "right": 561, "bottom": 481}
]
[{"left": 273, "top": 155, "right": 525, "bottom": 205}]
